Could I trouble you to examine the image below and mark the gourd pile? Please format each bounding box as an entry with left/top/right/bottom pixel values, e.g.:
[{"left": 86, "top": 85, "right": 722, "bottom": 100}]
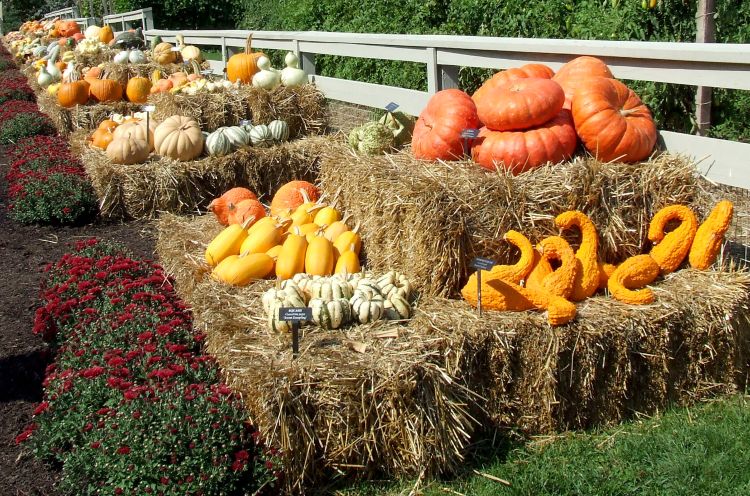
[
  {"left": 412, "top": 56, "right": 657, "bottom": 173},
  {"left": 88, "top": 113, "right": 290, "bottom": 164},
  {"left": 462, "top": 201, "right": 734, "bottom": 326},
  {"left": 348, "top": 110, "right": 415, "bottom": 155},
  {"left": 263, "top": 271, "right": 414, "bottom": 331},
  {"left": 205, "top": 181, "right": 365, "bottom": 286}
]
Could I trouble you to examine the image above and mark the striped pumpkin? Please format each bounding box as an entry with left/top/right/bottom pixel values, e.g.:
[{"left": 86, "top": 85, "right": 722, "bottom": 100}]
[
  {"left": 268, "top": 119, "right": 290, "bottom": 142},
  {"left": 310, "top": 298, "right": 352, "bottom": 330},
  {"left": 225, "top": 126, "right": 250, "bottom": 148},
  {"left": 350, "top": 289, "right": 385, "bottom": 324},
  {"left": 249, "top": 124, "right": 274, "bottom": 147},
  {"left": 205, "top": 128, "right": 233, "bottom": 156},
  {"left": 309, "top": 278, "right": 352, "bottom": 301}
]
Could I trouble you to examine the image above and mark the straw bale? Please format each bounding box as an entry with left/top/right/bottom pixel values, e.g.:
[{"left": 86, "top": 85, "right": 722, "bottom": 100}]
[
  {"left": 34, "top": 89, "right": 141, "bottom": 135},
  {"left": 97, "top": 61, "right": 189, "bottom": 88},
  {"left": 156, "top": 212, "right": 750, "bottom": 491},
  {"left": 148, "top": 84, "right": 328, "bottom": 136},
  {"left": 75, "top": 131, "right": 332, "bottom": 219},
  {"left": 318, "top": 142, "right": 708, "bottom": 297}
]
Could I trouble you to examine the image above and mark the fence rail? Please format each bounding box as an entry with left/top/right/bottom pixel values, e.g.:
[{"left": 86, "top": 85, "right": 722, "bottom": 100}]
[
  {"left": 45, "top": 7, "right": 750, "bottom": 190},
  {"left": 43, "top": 7, "right": 79, "bottom": 19}
]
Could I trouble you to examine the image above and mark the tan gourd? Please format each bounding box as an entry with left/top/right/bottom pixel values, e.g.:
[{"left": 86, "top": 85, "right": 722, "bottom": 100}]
[
  {"left": 275, "top": 228, "right": 308, "bottom": 280},
  {"left": 305, "top": 236, "right": 335, "bottom": 276}
]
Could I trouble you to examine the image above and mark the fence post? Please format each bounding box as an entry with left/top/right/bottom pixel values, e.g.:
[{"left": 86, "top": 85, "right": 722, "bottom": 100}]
[
  {"left": 695, "top": 0, "right": 716, "bottom": 136},
  {"left": 440, "top": 65, "right": 460, "bottom": 90},
  {"left": 301, "top": 51, "right": 316, "bottom": 76},
  {"left": 426, "top": 47, "right": 438, "bottom": 94}
]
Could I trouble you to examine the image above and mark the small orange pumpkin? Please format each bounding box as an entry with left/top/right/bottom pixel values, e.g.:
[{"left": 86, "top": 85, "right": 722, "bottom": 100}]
[
  {"left": 88, "top": 73, "right": 123, "bottom": 103},
  {"left": 226, "top": 34, "right": 266, "bottom": 84},
  {"left": 209, "top": 187, "right": 259, "bottom": 225},
  {"left": 99, "top": 25, "right": 114, "bottom": 44},
  {"left": 227, "top": 199, "right": 267, "bottom": 226},
  {"left": 90, "top": 127, "right": 114, "bottom": 150},
  {"left": 57, "top": 67, "right": 90, "bottom": 108},
  {"left": 125, "top": 77, "right": 152, "bottom": 103}
]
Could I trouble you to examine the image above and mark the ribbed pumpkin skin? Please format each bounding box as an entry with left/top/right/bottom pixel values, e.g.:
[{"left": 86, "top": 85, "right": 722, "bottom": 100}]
[
  {"left": 476, "top": 78, "right": 565, "bottom": 132},
  {"left": 553, "top": 56, "right": 614, "bottom": 109},
  {"left": 249, "top": 125, "right": 274, "bottom": 147},
  {"left": 154, "top": 116, "right": 204, "bottom": 161},
  {"left": 412, "top": 89, "right": 480, "bottom": 161},
  {"left": 268, "top": 120, "right": 290, "bottom": 141},
  {"left": 225, "top": 126, "right": 249, "bottom": 148},
  {"left": 471, "top": 110, "right": 578, "bottom": 174},
  {"left": 114, "top": 120, "right": 155, "bottom": 150},
  {"left": 572, "top": 78, "right": 656, "bottom": 163},
  {"left": 472, "top": 63, "right": 554, "bottom": 109},
  {"left": 58, "top": 80, "right": 89, "bottom": 108},
  {"left": 276, "top": 231, "right": 308, "bottom": 279},
  {"left": 105, "top": 135, "right": 150, "bottom": 165},
  {"left": 125, "top": 77, "right": 151, "bottom": 103},
  {"left": 205, "top": 224, "right": 248, "bottom": 266},
  {"left": 153, "top": 42, "right": 177, "bottom": 64},
  {"left": 305, "top": 236, "right": 334, "bottom": 276},
  {"left": 227, "top": 199, "right": 266, "bottom": 226},
  {"left": 205, "top": 128, "right": 233, "bottom": 157},
  {"left": 89, "top": 78, "right": 123, "bottom": 103}
]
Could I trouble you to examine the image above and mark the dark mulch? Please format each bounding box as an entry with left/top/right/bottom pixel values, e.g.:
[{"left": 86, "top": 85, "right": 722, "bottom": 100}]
[{"left": 0, "top": 152, "right": 157, "bottom": 495}]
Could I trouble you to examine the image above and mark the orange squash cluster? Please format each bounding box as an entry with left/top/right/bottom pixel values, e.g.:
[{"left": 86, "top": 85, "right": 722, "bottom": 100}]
[
  {"left": 412, "top": 56, "right": 658, "bottom": 172},
  {"left": 204, "top": 181, "right": 363, "bottom": 286},
  {"left": 461, "top": 202, "right": 734, "bottom": 326}
]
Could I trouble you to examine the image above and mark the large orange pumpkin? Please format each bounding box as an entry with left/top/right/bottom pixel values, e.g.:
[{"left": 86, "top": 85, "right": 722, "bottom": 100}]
[
  {"left": 471, "top": 110, "right": 578, "bottom": 174},
  {"left": 226, "top": 35, "right": 266, "bottom": 84},
  {"left": 227, "top": 199, "right": 267, "bottom": 226},
  {"left": 125, "top": 77, "right": 152, "bottom": 103},
  {"left": 476, "top": 78, "right": 565, "bottom": 132},
  {"left": 553, "top": 56, "right": 614, "bottom": 109},
  {"left": 412, "top": 89, "right": 480, "bottom": 161},
  {"left": 57, "top": 69, "right": 90, "bottom": 108},
  {"left": 572, "top": 77, "right": 657, "bottom": 163},
  {"left": 472, "top": 63, "right": 554, "bottom": 108},
  {"left": 270, "top": 181, "right": 320, "bottom": 217},
  {"left": 88, "top": 75, "right": 123, "bottom": 103}
]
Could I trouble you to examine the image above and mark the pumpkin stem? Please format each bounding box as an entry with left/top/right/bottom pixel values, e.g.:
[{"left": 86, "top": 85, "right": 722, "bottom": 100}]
[
  {"left": 245, "top": 34, "right": 253, "bottom": 54},
  {"left": 300, "top": 188, "right": 310, "bottom": 204},
  {"left": 240, "top": 216, "right": 256, "bottom": 230},
  {"left": 352, "top": 220, "right": 361, "bottom": 234},
  {"left": 619, "top": 108, "right": 640, "bottom": 117}
]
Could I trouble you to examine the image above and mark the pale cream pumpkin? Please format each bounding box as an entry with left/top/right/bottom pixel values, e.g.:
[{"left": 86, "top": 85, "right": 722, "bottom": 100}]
[
  {"left": 153, "top": 116, "right": 204, "bottom": 161},
  {"left": 113, "top": 119, "right": 156, "bottom": 151},
  {"left": 105, "top": 133, "right": 150, "bottom": 165}
]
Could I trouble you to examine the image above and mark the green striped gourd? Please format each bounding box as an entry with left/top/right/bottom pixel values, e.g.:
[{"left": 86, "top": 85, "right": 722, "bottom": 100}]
[
  {"left": 309, "top": 278, "right": 353, "bottom": 301},
  {"left": 350, "top": 289, "right": 385, "bottom": 324},
  {"left": 384, "top": 294, "right": 412, "bottom": 320},
  {"left": 268, "top": 119, "right": 290, "bottom": 142},
  {"left": 225, "top": 126, "right": 250, "bottom": 148},
  {"left": 205, "top": 128, "right": 233, "bottom": 156},
  {"left": 310, "top": 297, "right": 352, "bottom": 329},
  {"left": 249, "top": 124, "right": 274, "bottom": 147}
]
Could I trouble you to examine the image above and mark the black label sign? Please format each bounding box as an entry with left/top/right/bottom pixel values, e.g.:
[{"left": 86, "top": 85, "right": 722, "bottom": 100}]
[
  {"left": 461, "top": 128, "right": 480, "bottom": 139},
  {"left": 279, "top": 307, "right": 312, "bottom": 322},
  {"left": 471, "top": 257, "right": 496, "bottom": 271},
  {"left": 385, "top": 102, "right": 400, "bottom": 112}
]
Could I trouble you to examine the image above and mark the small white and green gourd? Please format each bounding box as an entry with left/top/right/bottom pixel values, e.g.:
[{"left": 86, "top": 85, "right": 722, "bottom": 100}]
[
  {"left": 263, "top": 282, "right": 307, "bottom": 333},
  {"left": 350, "top": 289, "right": 385, "bottom": 324},
  {"left": 383, "top": 294, "right": 412, "bottom": 320},
  {"left": 348, "top": 121, "right": 395, "bottom": 155},
  {"left": 204, "top": 127, "right": 233, "bottom": 157},
  {"left": 280, "top": 52, "right": 308, "bottom": 87},
  {"left": 333, "top": 271, "right": 367, "bottom": 293},
  {"left": 252, "top": 56, "right": 281, "bottom": 90},
  {"left": 309, "top": 277, "right": 353, "bottom": 301},
  {"left": 37, "top": 66, "right": 54, "bottom": 88},
  {"left": 292, "top": 273, "right": 321, "bottom": 302},
  {"left": 249, "top": 124, "right": 274, "bottom": 147},
  {"left": 309, "top": 297, "right": 352, "bottom": 330},
  {"left": 268, "top": 119, "right": 289, "bottom": 142},
  {"left": 376, "top": 271, "right": 412, "bottom": 300},
  {"left": 128, "top": 49, "right": 147, "bottom": 64},
  {"left": 224, "top": 125, "right": 250, "bottom": 148},
  {"left": 33, "top": 45, "right": 47, "bottom": 58},
  {"left": 113, "top": 49, "right": 130, "bottom": 64},
  {"left": 352, "top": 278, "right": 383, "bottom": 298}
]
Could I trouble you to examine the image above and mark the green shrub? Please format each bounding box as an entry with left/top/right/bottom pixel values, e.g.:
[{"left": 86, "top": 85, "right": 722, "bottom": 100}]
[
  {"left": 8, "top": 173, "right": 98, "bottom": 225},
  {"left": 0, "top": 112, "right": 55, "bottom": 144}
]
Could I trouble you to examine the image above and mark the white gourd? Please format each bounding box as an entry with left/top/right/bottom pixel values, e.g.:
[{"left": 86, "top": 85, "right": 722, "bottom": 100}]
[
  {"left": 37, "top": 66, "right": 54, "bottom": 88},
  {"left": 46, "top": 59, "right": 62, "bottom": 82},
  {"left": 280, "top": 52, "right": 308, "bottom": 87},
  {"left": 249, "top": 125, "right": 274, "bottom": 147},
  {"left": 62, "top": 62, "right": 75, "bottom": 83},
  {"left": 262, "top": 282, "right": 306, "bottom": 314},
  {"left": 350, "top": 290, "right": 385, "bottom": 324},
  {"left": 268, "top": 120, "right": 290, "bottom": 142},
  {"left": 252, "top": 56, "right": 281, "bottom": 90},
  {"left": 383, "top": 294, "right": 412, "bottom": 320},
  {"left": 84, "top": 25, "right": 102, "bottom": 40},
  {"left": 310, "top": 298, "right": 352, "bottom": 330},
  {"left": 224, "top": 126, "right": 249, "bottom": 148},
  {"left": 309, "top": 278, "right": 353, "bottom": 301},
  {"left": 113, "top": 50, "right": 130, "bottom": 64},
  {"left": 204, "top": 128, "right": 233, "bottom": 157},
  {"left": 376, "top": 271, "right": 412, "bottom": 300},
  {"left": 128, "top": 49, "right": 146, "bottom": 64}
]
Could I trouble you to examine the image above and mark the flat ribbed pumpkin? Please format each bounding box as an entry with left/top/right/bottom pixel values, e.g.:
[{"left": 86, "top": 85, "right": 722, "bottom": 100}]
[
  {"left": 471, "top": 110, "right": 578, "bottom": 174},
  {"left": 572, "top": 78, "right": 656, "bottom": 163},
  {"left": 476, "top": 78, "right": 565, "bottom": 132},
  {"left": 412, "top": 89, "right": 480, "bottom": 161},
  {"left": 472, "top": 63, "right": 554, "bottom": 109},
  {"left": 154, "top": 116, "right": 204, "bottom": 161},
  {"left": 553, "top": 56, "right": 614, "bottom": 109}
]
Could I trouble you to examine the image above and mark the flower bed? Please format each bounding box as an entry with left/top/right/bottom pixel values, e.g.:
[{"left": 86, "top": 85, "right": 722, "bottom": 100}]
[
  {"left": 0, "top": 69, "right": 35, "bottom": 103},
  {"left": 18, "top": 239, "right": 280, "bottom": 495},
  {"left": 4, "top": 135, "right": 98, "bottom": 224}
]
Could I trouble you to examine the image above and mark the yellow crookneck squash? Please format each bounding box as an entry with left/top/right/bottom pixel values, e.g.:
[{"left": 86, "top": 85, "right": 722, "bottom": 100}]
[
  {"left": 534, "top": 236, "right": 578, "bottom": 299},
  {"left": 648, "top": 204, "right": 698, "bottom": 275},
  {"left": 607, "top": 254, "right": 660, "bottom": 305},
  {"left": 555, "top": 210, "right": 600, "bottom": 301},
  {"left": 689, "top": 200, "right": 734, "bottom": 270}
]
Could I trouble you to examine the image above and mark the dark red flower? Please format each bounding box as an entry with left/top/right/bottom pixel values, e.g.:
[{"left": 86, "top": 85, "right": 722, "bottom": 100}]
[{"left": 116, "top": 446, "right": 130, "bottom": 455}]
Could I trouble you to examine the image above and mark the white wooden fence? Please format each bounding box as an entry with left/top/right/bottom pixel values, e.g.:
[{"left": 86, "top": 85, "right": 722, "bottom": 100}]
[{"left": 63, "top": 8, "right": 750, "bottom": 189}]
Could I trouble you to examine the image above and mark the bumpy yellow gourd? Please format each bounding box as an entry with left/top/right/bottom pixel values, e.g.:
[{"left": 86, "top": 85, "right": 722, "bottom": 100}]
[
  {"left": 305, "top": 236, "right": 335, "bottom": 276},
  {"left": 689, "top": 200, "right": 734, "bottom": 270},
  {"left": 213, "top": 253, "right": 275, "bottom": 286},
  {"left": 648, "top": 204, "right": 698, "bottom": 275},
  {"left": 607, "top": 254, "right": 660, "bottom": 305},
  {"left": 461, "top": 230, "right": 535, "bottom": 307},
  {"left": 480, "top": 278, "right": 577, "bottom": 326},
  {"left": 275, "top": 228, "right": 308, "bottom": 280},
  {"left": 525, "top": 250, "right": 553, "bottom": 292},
  {"left": 597, "top": 262, "right": 617, "bottom": 290},
  {"left": 205, "top": 219, "right": 252, "bottom": 266},
  {"left": 536, "top": 236, "right": 577, "bottom": 299},
  {"left": 555, "top": 210, "right": 600, "bottom": 301}
]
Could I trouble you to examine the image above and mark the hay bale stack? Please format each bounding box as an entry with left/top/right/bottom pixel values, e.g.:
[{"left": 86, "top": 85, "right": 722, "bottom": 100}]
[
  {"left": 318, "top": 143, "right": 707, "bottom": 297},
  {"left": 148, "top": 84, "right": 328, "bottom": 136},
  {"left": 98, "top": 61, "right": 186, "bottom": 88},
  {"left": 35, "top": 90, "right": 141, "bottom": 135},
  {"left": 75, "top": 132, "right": 332, "bottom": 219},
  {"left": 155, "top": 212, "right": 750, "bottom": 491}
]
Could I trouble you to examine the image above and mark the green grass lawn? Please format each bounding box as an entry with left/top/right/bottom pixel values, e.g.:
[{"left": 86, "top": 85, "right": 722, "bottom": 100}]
[{"left": 338, "top": 395, "right": 750, "bottom": 496}]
